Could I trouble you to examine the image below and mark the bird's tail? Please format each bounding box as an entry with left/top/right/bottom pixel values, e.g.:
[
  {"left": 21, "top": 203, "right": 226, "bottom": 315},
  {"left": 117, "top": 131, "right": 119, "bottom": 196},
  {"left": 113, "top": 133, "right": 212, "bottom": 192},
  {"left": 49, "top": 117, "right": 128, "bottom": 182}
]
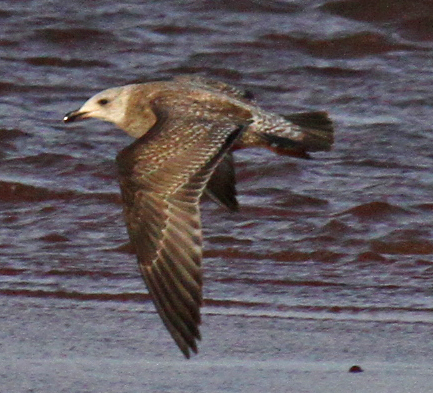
[{"left": 260, "top": 111, "right": 334, "bottom": 159}]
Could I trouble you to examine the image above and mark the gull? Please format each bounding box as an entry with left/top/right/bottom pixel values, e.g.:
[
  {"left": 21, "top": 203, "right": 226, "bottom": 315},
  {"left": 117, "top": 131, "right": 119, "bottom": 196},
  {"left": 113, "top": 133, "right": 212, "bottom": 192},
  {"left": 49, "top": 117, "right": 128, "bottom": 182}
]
[{"left": 63, "top": 75, "right": 333, "bottom": 358}]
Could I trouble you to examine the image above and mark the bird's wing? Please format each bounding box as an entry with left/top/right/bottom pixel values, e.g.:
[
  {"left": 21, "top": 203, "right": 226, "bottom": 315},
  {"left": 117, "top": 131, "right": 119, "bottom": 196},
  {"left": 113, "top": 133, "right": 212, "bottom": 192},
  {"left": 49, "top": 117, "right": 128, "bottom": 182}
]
[
  {"left": 116, "top": 109, "right": 247, "bottom": 358},
  {"left": 203, "top": 152, "right": 238, "bottom": 211}
]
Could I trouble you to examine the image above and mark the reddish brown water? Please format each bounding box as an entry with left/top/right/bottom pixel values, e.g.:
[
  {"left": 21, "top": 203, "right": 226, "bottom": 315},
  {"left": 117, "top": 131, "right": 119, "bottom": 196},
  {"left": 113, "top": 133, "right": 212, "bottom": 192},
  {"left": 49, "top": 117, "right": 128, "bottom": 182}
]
[{"left": 1, "top": 1, "right": 433, "bottom": 391}]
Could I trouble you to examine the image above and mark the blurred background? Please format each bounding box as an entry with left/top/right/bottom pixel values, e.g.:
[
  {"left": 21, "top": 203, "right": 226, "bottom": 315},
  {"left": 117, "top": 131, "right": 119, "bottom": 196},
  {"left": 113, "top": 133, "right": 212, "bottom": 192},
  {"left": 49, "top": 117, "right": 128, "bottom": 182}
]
[{"left": 1, "top": 1, "right": 432, "bottom": 392}]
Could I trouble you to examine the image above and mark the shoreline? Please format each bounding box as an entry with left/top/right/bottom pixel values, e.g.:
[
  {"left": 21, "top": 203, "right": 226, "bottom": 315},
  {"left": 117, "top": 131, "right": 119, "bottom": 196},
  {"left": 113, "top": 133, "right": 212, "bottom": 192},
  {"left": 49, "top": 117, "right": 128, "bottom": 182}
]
[{"left": 2, "top": 296, "right": 432, "bottom": 392}]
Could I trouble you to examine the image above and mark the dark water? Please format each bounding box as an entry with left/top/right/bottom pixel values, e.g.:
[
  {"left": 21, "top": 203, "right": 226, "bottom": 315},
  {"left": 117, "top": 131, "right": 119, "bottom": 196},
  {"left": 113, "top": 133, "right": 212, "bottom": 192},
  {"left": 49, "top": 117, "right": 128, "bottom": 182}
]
[{"left": 1, "top": 0, "right": 433, "bottom": 391}]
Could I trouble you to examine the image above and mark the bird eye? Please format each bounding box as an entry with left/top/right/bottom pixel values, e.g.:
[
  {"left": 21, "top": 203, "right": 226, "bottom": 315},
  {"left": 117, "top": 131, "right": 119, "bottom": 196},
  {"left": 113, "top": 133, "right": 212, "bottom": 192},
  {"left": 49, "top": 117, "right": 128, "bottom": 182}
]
[{"left": 98, "top": 98, "right": 109, "bottom": 106}]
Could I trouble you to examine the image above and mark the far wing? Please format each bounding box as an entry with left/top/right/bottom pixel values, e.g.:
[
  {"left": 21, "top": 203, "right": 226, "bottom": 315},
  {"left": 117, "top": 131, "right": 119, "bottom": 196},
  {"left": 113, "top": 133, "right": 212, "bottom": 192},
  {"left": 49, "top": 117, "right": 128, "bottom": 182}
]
[{"left": 204, "top": 152, "right": 239, "bottom": 211}]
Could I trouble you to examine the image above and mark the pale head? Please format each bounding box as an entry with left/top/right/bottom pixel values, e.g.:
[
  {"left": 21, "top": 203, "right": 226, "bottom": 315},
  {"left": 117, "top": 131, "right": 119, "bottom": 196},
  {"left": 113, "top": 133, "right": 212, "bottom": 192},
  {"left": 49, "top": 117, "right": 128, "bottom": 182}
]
[{"left": 63, "top": 85, "right": 136, "bottom": 129}]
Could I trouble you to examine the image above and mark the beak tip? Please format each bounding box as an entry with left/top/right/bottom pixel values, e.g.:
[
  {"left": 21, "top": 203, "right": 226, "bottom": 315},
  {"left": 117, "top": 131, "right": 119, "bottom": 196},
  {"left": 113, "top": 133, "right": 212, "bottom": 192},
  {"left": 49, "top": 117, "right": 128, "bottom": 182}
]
[{"left": 63, "top": 110, "right": 87, "bottom": 124}]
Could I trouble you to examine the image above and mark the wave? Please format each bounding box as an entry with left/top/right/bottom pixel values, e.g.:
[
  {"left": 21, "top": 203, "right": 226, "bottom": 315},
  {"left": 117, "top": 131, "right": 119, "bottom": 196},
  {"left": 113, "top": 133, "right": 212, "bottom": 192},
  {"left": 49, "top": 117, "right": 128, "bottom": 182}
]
[
  {"left": 339, "top": 201, "right": 411, "bottom": 220},
  {"left": 0, "top": 180, "right": 119, "bottom": 203},
  {"left": 260, "top": 32, "right": 413, "bottom": 58}
]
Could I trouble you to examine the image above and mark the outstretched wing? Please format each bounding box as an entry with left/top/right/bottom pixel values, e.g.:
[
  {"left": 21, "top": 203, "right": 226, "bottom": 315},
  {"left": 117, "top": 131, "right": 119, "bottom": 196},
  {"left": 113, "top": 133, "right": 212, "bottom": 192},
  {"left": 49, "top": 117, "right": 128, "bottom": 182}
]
[{"left": 116, "top": 106, "right": 247, "bottom": 357}]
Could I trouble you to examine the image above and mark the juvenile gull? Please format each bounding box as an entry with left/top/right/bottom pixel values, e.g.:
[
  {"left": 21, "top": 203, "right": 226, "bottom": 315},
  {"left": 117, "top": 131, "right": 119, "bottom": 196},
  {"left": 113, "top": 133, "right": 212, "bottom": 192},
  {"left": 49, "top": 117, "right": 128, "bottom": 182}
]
[{"left": 63, "top": 75, "right": 334, "bottom": 358}]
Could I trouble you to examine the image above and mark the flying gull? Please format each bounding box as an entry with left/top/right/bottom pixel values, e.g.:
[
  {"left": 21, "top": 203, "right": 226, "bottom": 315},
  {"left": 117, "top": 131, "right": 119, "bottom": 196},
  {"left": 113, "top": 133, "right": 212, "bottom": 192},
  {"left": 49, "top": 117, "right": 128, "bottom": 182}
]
[{"left": 63, "top": 75, "right": 334, "bottom": 358}]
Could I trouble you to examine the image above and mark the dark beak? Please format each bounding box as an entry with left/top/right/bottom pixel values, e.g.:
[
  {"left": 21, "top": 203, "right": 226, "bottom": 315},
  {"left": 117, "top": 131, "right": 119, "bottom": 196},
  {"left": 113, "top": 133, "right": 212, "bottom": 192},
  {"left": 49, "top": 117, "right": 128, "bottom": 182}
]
[{"left": 63, "top": 110, "right": 89, "bottom": 123}]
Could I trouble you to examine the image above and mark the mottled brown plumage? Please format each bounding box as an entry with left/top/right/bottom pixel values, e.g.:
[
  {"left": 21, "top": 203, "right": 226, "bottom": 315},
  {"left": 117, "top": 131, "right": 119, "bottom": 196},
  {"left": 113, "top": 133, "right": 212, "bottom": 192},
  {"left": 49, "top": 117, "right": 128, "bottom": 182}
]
[{"left": 63, "top": 75, "right": 334, "bottom": 358}]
